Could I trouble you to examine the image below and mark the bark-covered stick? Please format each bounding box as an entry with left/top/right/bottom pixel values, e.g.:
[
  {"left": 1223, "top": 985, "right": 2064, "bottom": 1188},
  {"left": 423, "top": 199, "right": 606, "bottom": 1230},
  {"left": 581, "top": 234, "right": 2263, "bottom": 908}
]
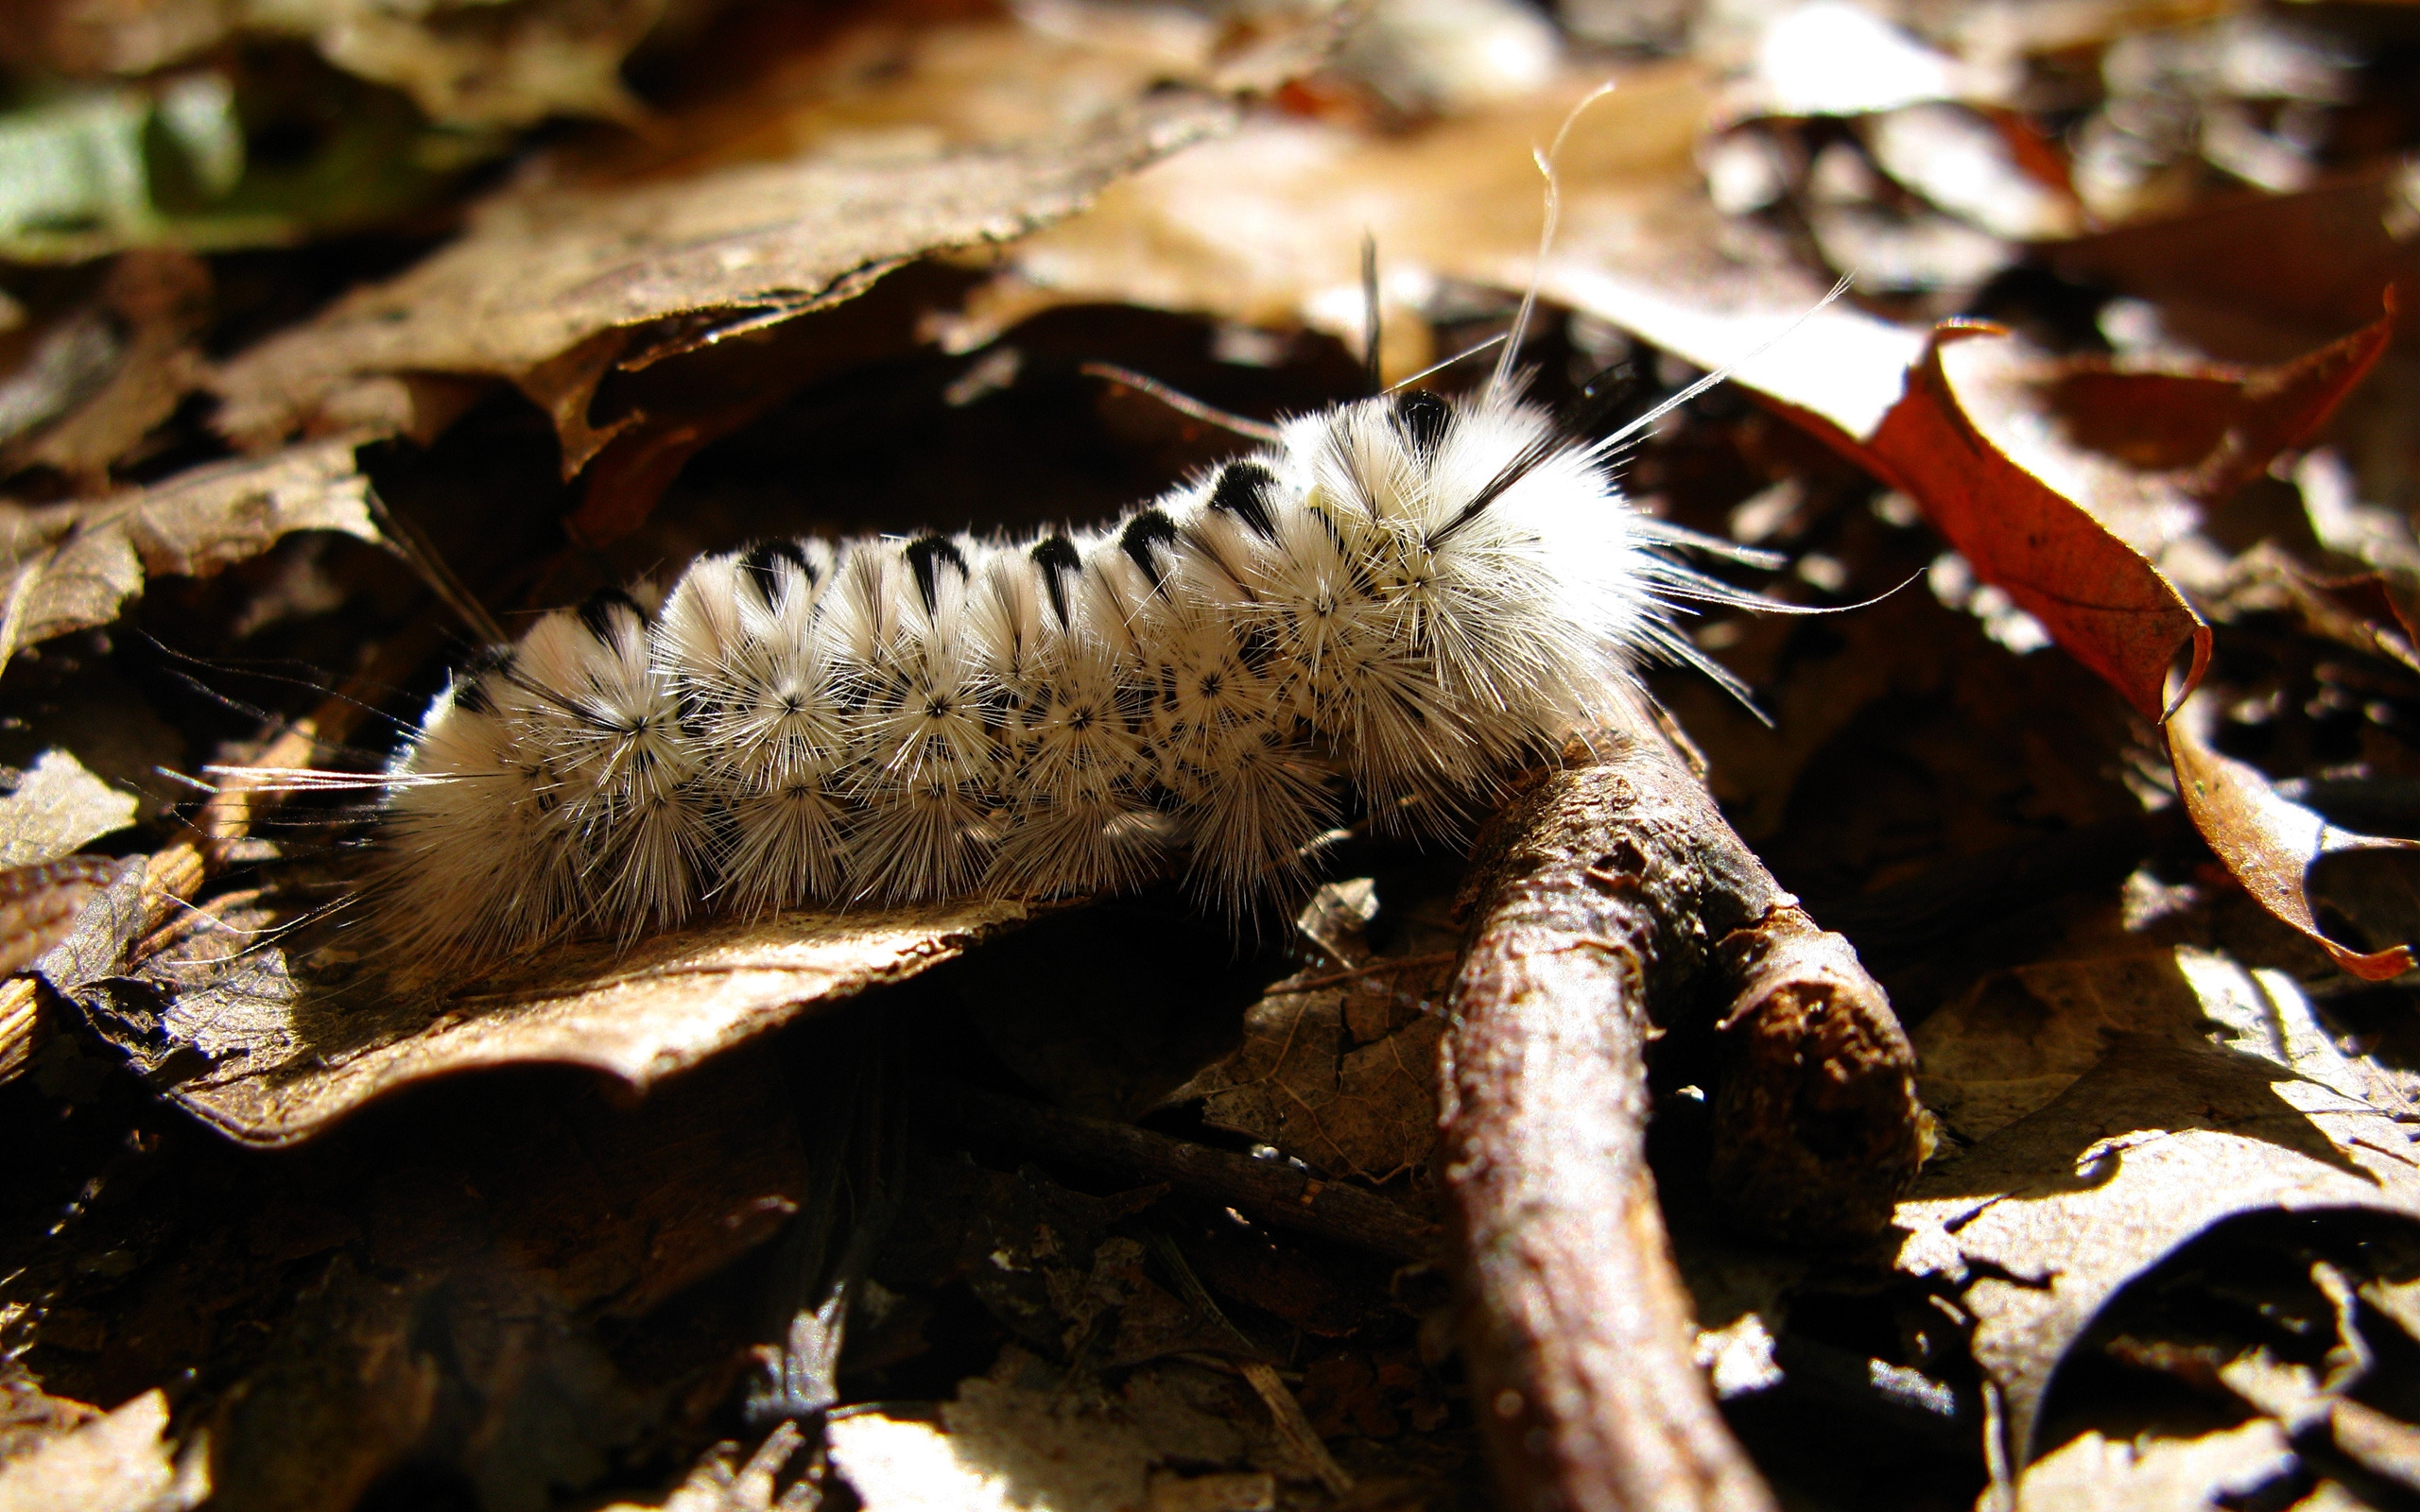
[
  {"left": 1709, "top": 907, "right": 1936, "bottom": 1242},
  {"left": 1440, "top": 721, "right": 1927, "bottom": 1512}
]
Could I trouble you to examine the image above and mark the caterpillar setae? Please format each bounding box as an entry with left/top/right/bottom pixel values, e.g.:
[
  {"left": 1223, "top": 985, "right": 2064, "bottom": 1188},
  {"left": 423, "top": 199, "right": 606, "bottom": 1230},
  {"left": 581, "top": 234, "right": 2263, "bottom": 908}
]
[{"left": 244, "top": 100, "right": 1835, "bottom": 969}]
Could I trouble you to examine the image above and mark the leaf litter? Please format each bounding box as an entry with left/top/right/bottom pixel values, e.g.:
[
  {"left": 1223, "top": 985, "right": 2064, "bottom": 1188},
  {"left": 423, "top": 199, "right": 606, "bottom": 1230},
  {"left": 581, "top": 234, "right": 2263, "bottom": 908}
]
[{"left": 10, "top": 2, "right": 2420, "bottom": 1511}]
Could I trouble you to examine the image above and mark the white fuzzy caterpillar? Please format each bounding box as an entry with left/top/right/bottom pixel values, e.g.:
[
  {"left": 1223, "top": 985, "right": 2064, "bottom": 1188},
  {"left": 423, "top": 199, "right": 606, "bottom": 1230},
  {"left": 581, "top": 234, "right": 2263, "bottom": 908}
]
[
  {"left": 366, "top": 379, "right": 1754, "bottom": 964},
  {"left": 246, "top": 89, "right": 1854, "bottom": 968}
]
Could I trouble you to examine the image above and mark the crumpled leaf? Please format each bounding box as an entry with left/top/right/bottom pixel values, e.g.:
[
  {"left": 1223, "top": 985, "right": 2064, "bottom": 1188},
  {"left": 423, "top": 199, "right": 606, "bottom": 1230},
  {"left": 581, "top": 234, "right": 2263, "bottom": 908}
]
[
  {"left": 36, "top": 867, "right": 1042, "bottom": 1144},
  {"left": 2042, "top": 304, "right": 2396, "bottom": 505},
  {"left": 1897, "top": 942, "right": 2420, "bottom": 1473},
  {"left": 210, "top": 92, "right": 1238, "bottom": 457},
  {"left": 0, "top": 1388, "right": 208, "bottom": 1512},
  {"left": 0, "top": 749, "right": 135, "bottom": 868},
  {"left": 0, "top": 434, "right": 380, "bottom": 659}
]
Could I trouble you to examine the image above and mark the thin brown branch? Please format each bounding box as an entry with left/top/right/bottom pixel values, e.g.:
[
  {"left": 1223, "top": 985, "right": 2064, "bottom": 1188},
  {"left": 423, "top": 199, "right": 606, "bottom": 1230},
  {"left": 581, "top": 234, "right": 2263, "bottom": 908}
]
[
  {"left": 1440, "top": 721, "right": 1926, "bottom": 1512},
  {"left": 941, "top": 1086, "right": 1440, "bottom": 1260}
]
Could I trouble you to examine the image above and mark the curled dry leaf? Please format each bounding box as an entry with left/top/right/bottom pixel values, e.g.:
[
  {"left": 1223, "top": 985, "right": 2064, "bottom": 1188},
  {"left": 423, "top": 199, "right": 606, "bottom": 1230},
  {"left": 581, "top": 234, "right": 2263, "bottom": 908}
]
[
  {"left": 0, "top": 1388, "right": 207, "bottom": 1512},
  {"left": 1585, "top": 284, "right": 2411, "bottom": 976},
  {"left": 2166, "top": 714, "right": 2418, "bottom": 979},
  {"left": 35, "top": 858, "right": 1044, "bottom": 1145},
  {"left": 2043, "top": 304, "right": 2397, "bottom": 506},
  {"left": 1899, "top": 942, "right": 2420, "bottom": 1476},
  {"left": 210, "top": 93, "right": 1239, "bottom": 458},
  {"left": 0, "top": 434, "right": 380, "bottom": 660}
]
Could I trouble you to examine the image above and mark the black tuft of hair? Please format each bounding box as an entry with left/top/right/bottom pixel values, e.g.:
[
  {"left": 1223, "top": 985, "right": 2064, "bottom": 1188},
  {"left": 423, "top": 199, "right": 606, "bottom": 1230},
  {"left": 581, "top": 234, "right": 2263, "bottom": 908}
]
[
  {"left": 903, "top": 535, "right": 969, "bottom": 615},
  {"left": 1207, "top": 462, "right": 1280, "bottom": 541}
]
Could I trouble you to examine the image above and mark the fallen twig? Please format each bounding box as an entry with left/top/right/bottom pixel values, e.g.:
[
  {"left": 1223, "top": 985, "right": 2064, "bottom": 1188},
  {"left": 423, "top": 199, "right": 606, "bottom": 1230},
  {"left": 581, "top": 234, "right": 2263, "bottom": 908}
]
[
  {"left": 1440, "top": 720, "right": 1926, "bottom": 1512},
  {"left": 941, "top": 1086, "right": 1440, "bottom": 1261}
]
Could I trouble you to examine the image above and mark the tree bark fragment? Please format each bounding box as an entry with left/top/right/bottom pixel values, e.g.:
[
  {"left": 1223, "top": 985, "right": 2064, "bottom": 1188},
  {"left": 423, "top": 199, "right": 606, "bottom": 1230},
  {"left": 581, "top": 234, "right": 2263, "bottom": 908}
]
[{"left": 1440, "top": 724, "right": 1928, "bottom": 1512}]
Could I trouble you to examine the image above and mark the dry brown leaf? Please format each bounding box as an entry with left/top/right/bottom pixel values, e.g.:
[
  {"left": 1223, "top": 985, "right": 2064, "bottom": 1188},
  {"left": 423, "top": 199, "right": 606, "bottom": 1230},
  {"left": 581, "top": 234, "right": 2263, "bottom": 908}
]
[
  {"left": 1548, "top": 301, "right": 2201, "bottom": 718},
  {"left": 1164, "top": 973, "right": 1446, "bottom": 1184},
  {"left": 1898, "top": 941, "right": 2420, "bottom": 1475},
  {"left": 263, "top": 0, "right": 666, "bottom": 128},
  {"left": 210, "top": 92, "right": 1238, "bottom": 456},
  {"left": 0, "top": 509, "right": 138, "bottom": 662},
  {"left": 5, "top": 250, "right": 210, "bottom": 494},
  {"left": 2043, "top": 305, "right": 2396, "bottom": 505},
  {"left": 2224, "top": 552, "right": 2420, "bottom": 673},
  {"left": 946, "top": 64, "right": 1715, "bottom": 381},
  {"left": 36, "top": 864, "right": 1042, "bottom": 1144},
  {"left": 0, "top": 1388, "right": 207, "bottom": 1512},
  {"left": 0, "top": 749, "right": 133, "bottom": 868},
  {"left": 0, "top": 434, "right": 379, "bottom": 658},
  {"left": 2168, "top": 711, "right": 2418, "bottom": 979}
]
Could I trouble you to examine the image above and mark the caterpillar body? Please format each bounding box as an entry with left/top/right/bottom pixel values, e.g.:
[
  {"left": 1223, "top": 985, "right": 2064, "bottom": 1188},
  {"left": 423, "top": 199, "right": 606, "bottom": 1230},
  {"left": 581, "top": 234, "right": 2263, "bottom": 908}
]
[{"left": 368, "top": 378, "right": 1753, "bottom": 965}]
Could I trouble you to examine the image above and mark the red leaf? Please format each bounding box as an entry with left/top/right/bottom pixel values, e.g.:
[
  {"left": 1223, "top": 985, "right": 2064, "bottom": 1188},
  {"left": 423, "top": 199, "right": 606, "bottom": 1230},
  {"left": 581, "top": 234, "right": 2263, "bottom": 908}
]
[
  {"left": 2039, "top": 301, "right": 2396, "bottom": 503},
  {"left": 1863, "top": 322, "right": 2210, "bottom": 722},
  {"left": 1559, "top": 279, "right": 2409, "bottom": 974}
]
